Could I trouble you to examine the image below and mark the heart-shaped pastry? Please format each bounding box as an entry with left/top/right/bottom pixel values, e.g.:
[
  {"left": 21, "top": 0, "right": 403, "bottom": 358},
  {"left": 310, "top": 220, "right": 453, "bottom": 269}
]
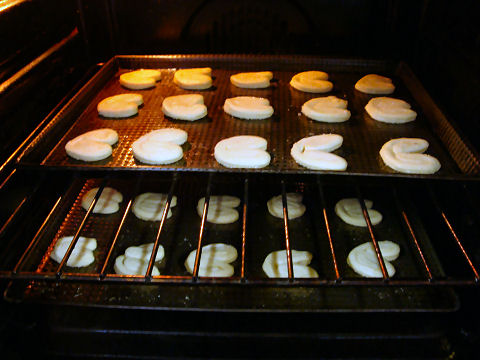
[
  {"left": 185, "top": 243, "right": 238, "bottom": 277},
  {"left": 230, "top": 71, "right": 273, "bottom": 88},
  {"left": 197, "top": 195, "right": 241, "bottom": 224},
  {"left": 132, "top": 192, "right": 178, "bottom": 221},
  {"left": 365, "top": 97, "right": 416, "bottom": 124},
  {"left": 173, "top": 67, "right": 212, "bottom": 90},
  {"left": 162, "top": 94, "right": 207, "bottom": 121},
  {"left": 290, "top": 71, "right": 333, "bottom": 93},
  {"left": 81, "top": 187, "right": 123, "bottom": 214},
  {"left": 291, "top": 134, "right": 347, "bottom": 170},
  {"left": 262, "top": 249, "right": 318, "bottom": 278},
  {"left": 224, "top": 96, "right": 274, "bottom": 120},
  {"left": 267, "top": 193, "right": 306, "bottom": 219},
  {"left": 355, "top": 74, "right": 395, "bottom": 95},
  {"left": 214, "top": 135, "right": 271, "bottom": 169},
  {"left": 114, "top": 243, "right": 164, "bottom": 276},
  {"left": 132, "top": 128, "right": 188, "bottom": 165},
  {"left": 97, "top": 94, "right": 143, "bottom": 118},
  {"left": 380, "top": 138, "right": 441, "bottom": 174},
  {"left": 50, "top": 236, "right": 97, "bottom": 267},
  {"left": 347, "top": 241, "right": 400, "bottom": 277},
  {"left": 301, "top": 96, "right": 351, "bottom": 123},
  {"left": 120, "top": 69, "right": 161, "bottom": 90},
  {"left": 65, "top": 128, "right": 118, "bottom": 162},
  {"left": 335, "top": 198, "right": 383, "bottom": 227}
]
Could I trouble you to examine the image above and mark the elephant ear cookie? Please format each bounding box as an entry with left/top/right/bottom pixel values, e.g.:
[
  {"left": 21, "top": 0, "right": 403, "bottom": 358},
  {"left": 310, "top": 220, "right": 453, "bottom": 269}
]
[
  {"left": 162, "top": 94, "right": 207, "bottom": 121},
  {"left": 365, "top": 97, "right": 417, "bottom": 124},
  {"left": 301, "top": 96, "right": 351, "bottom": 123},
  {"left": 290, "top": 134, "right": 347, "bottom": 171},
  {"left": 224, "top": 96, "right": 274, "bottom": 120},
  {"left": 98, "top": 94, "right": 143, "bottom": 118},
  {"left": 81, "top": 187, "right": 123, "bottom": 214},
  {"left": 120, "top": 69, "right": 161, "bottom": 90},
  {"left": 185, "top": 243, "right": 238, "bottom": 277},
  {"left": 50, "top": 236, "right": 97, "bottom": 267},
  {"left": 214, "top": 135, "right": 271, "bottom": 169},
  {"left": 132, "top": 128, "right": 188, "bottom": 165},
  {"left": 65, "top": 128, "right": 118, "bottom": 162},
  {"left": 347, "top": 241, "right": 400, "bottom": 278},
  {"left": 262, "top": 250, "right": 318, "bottom": 278},
  {"left": 230, "top": 71, "right": 273, "bottom": 89},
  {"left": 173, "top": 67, "right": 212, "bottom": 90},
  {"left": 334, "top": 198, "right": 382, "bottom": 227},
  {"left": 290, "top": 71, "right": 333, "bottom": 93},
  {"left": 355, "top": 74, "right": 395, "bottom": 95}
]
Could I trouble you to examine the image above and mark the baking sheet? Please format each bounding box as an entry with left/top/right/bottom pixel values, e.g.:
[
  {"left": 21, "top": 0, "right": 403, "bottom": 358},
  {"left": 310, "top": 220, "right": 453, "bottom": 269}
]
[{"left": 16, "top": 55, "right": 480, "bottom": 179}]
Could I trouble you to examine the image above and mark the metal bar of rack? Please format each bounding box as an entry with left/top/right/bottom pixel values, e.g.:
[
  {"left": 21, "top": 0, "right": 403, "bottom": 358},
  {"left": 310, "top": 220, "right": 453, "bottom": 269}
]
[
  {"left": 281, "top": 180, "right": 294, "bottom": 280},
  {"left": 240, "top": 177, "right": 248, "bottom": 281}
]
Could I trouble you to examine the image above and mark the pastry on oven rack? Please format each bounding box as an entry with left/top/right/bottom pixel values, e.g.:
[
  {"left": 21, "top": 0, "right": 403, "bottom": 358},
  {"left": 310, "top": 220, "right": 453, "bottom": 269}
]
[
  {"left": 185, "top": 243, "right": 237, "bottom": 277},
  {"left": 120, "top": 69, "right": 161, "bottom": 90},
  {"left": 214, "top": 135, "right": 271, "bottom": 169},
  {"left": 262, "top": 249, "right": 318, "bottom": 278},
  {"left": 173, "top": 67, "right": 212, "bottom": 90},
  {"left": 65, "top": 128, "right": 118, "bottom": 162},
  {"left": 355, "top": 74, "right": 395, "bottom": 95},
  {"left": 132, "top": 192, "right": 178, "bottom": 221},
  {"left": 97, "top": 94, "right": 143, "bottom": 118},
  {"left": 290, "top": 134, "right": 347, "bottom": 171},
  {"left": 230, "top": 71, "right": 273, "bottom": 89},
  {"left": 162, "top": 94, "right": 207, "bottom": 121},
  {"left": 114, "top": 243, "right": 164, "bottom": 276},
  {"left": 81, "top": 187, "right": 123, "bottom": 214},
  {"left": 290, "top": 71, "right": 333, "bottom": 93},
  {"left": 334, "top": 198, "right": 382, "bottom": 227},
  {"left": 380, "top": 138, "right": 441, "bottom": 174},
  {"left": 132, "top": 128, "right": 188, "bottom": 165},
  {"left": 347, "top": 240, "right": 400, "bottom": 278},
  {"left": 224, "top": 96, "right": 274, "bottom": 120},
  {"left": 50, "top": 236, "right": 97, "bottom": 267},
  {"left": 301, "top": 96, "right": 351, "bottom": 123},
  {"left": 365, "top": 97, "right": 416, "bottom": 124},
  {"left": 267, "top": 193, "right": 306, "bottom": 219},
  {"left": 196, "top": 195, "right": 241, "bottom": 224}
]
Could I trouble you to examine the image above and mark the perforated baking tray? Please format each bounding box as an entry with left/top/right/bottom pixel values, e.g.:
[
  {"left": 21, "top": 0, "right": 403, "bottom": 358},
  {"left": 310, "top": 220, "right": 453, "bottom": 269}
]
[{"left": 16, "top": 55, "right": 480, "bottom": 179}]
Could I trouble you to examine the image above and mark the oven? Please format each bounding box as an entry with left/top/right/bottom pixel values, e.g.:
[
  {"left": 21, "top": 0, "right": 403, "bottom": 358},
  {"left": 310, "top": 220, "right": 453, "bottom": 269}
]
[{"left": 1, "top": 0, "right": 479, "bottom": 358}]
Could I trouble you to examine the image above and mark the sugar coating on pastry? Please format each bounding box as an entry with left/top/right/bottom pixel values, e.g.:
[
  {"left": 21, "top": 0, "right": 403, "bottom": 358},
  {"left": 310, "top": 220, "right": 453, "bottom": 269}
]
[
  {"left": 50, "top": 236, "right": 97, "bottom": 267},
  {"left": 355, "top": 74, "right": 395, "bottom": 95},
  {"left": 120, "top": 69, "right": 161, "bottom": 90},
  {"left": 162, "top": 94, "right": 207, "bottom": 121},
  {"left": 185, "top": 243, "right": 237, "bottom": 277},
  {"left": 230, "top": 71, "right": 273, "bottom": 89},
  {"left": 224, "top": 96, "right": 274, "bottom": 120},
  {"left": 132, "top": 192, "right": 178, "bottom": 221},
  {"left": 132, "top": 128, "right": 188, "bottom": 165},
  {"left": 173, "top": 67, "right": 212, "bottom": 90},
  {"left": 291, "top": 134, "right": 347, "bottom": 171},
  {"left": 214, "top": 135, "right": 271, "bottom": 169},
  {"left": 365, "top": 97, "right": 417, "bottom": 124},
  {"left": 267, "top": 193, "right": 306, "bottom": 220},
  {"left": 290, "top": 71, "right": 333, "bottom": 93},
  {"left": 347, "top": 240, "right": 400, "bottom": 278},
  {"left": 81, "top": 187, "right": 123, "bottom": 214},
  {"left": 114, "top": 243, "right": 164, "bottom": 276},
  {"left": 334, "top": 198, "right": 382, "bottom": 227},
  {"left": 97, "top": 94, "right": 143, "bottom": 118},
  {"left": 262, "top": 249, "right": 318, "bottom": 278},
  {"left": 197, "top": 195, "right": 241, "bottom": 224},
  {"left": 302, "top": 96, "right": 351, "bottom": 123},
  {"left": 65, "top": 128, "right": 118, "bottom": 162},
  {"left": 380, "top": 138, "right": 441, "bottom": 174}
]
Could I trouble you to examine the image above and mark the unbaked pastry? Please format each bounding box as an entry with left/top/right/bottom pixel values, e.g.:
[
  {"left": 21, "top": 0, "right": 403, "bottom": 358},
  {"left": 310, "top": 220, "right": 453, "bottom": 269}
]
[
  {"left": 230, "top": 71, "right": 273, "bottom": 89},
  {"left": 81, "top": 187, "right": 123, "bottom": 214},
  {"left": 301, "top": 96, "right": 351, "bottom": 123},
  {"left": 173, "top": 68, "right": 212, "bottom": 90},
  {"left": 334, "top": 198, "right": 382, "bottom": 227},
  {"left": 267, "top": 193, "right": 306, "bottom": 219},
  {"left": 114, "top": 243, "right": 164, "bottom": 276},
  {"left": 365, "top": 97, "right": 416, "bottom": 124},
  {"left": 355, "top": 74, "right": 395, "bottom": 95},
  {"left": 380, "top": 138, "right": 441, "bottom": 174},
  {"left": 97, "top": 94, "right": 143, "bottom": 118},
  {"left": 185, "top": 243, "right": 237, "bottom": 277},
  {"left": 262, "top": 249, "right": 318, "bottom": 278},
  {"left": 132, "top": 192, "right": 178, "bottom": 221},
  {"left": 214, "top": 135, "right": 271, "bottom": 169},
  {"left": 162, "top": 94, "right": 207, "bottom": 121},
  {"left": 132, "top": 128, "right": 188, "bottom": 165},
  {"left": 347, "top": 240, "right": 400, "bottom": 278},
  {"left": 197, "top": 195, "right": 241, "bottom": 224},
  {"left": 224, "top": 96, "right": 274, "bottom": 120},
  {"left": 65, "top": 128, "right": 118, "bottom": 162},
  {"left": 120, "top": 69, "right": 161, "bottom": 90},
  {"left": 290, "top": 71, "right": 333, "bottom": 93},
  {"left": 290, "top": 134, "right": 347, "bottom": 171},
  {"left": 50, "top": 236, "right": 97, "bottom": 267}
]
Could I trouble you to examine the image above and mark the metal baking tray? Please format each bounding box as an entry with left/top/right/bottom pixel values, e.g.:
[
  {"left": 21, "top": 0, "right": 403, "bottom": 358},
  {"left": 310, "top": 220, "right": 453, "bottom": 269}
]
[
  {"left": 6, "top": 174, "right": 458, "bottom": 312},
  {"left": 16, "top": 55, "right": 480, "bottom": 180}
]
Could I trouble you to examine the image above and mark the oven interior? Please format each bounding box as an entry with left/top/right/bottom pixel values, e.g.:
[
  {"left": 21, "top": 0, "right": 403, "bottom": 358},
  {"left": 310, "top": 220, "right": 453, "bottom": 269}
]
[{"left": 1, "top": 0, "right": 480, "bottom": 358}]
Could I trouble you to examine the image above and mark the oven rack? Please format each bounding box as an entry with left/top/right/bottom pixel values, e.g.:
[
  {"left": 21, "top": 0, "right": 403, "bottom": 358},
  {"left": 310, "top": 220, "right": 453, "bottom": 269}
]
[{"left": 0, "top": 172, "right": 478, "bottom": 288}]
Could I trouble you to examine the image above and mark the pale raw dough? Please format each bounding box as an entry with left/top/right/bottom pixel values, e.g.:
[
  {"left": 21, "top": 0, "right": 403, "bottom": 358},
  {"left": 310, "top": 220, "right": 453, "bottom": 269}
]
[
  {"left": 97, "top": 94, "right": 143, "bottom": 118},
  {"left": 185, "top": 243, "right": 237, "bottom": 277},
  {"left": 224, "top": 96, "right": 274, "bottom": 120},
  {"left": 114, "top": 243, "right": 164, "bottom": 276},
  {"left": 267, "top": 193, "right": 306, "bottom": 219},
  {"left": 290, "top": 71, "right": 333, "bottom": 93},
  {"left": 197, "top": 195, "right": 241, "bottom": 224},
  {"left": 262, "top": 249, "right": 318, "bottom": 278},
  {"left": 230, "top": 71, "right": 273, "bottom": 89},
  {"left": 173, "top": 68, "right": 212, "bottom": 90},
  {"left": 301, "top": 96, "right": 351, "bottom": 123},
  {"left": 162, "top": 94, "right": 207, "bottom": 121},
  {"left": 81, "top": 187, "right": 123, "bottom": 214},
  {"left": 335, "top": 198, "right": 382, "bottom": 227},
  {"left": 355, "top": 74, "right": 395, "bottom": 95},
  {"left": 50, "top": 236, "right": 97, "bottom": 267},
  {"left": 380, "top": 138, "right": 441, "bottom": 174},
  {"left": 347, "top": 241, "right": 400, "bottom": 278},
  {"left": 132, "top": 128, "right": 188, "bottom": 165},
  {"left": 291, "top": 134, "right": 347, "bottom": 171},
  {"left": 214, "top": 135, "right": 271, "bottom": 169},
  {"left": 132, "top": 192, "right": 178, "bottom": 221},
  {"left": 365, "top": 97, "right": 417, "bottom": 124},
  {"left": 120, "top": 69, "right": 161, "bottom": 90},
  {"left": 65, "top": 128, "right": 118, "bottom": 162}
]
